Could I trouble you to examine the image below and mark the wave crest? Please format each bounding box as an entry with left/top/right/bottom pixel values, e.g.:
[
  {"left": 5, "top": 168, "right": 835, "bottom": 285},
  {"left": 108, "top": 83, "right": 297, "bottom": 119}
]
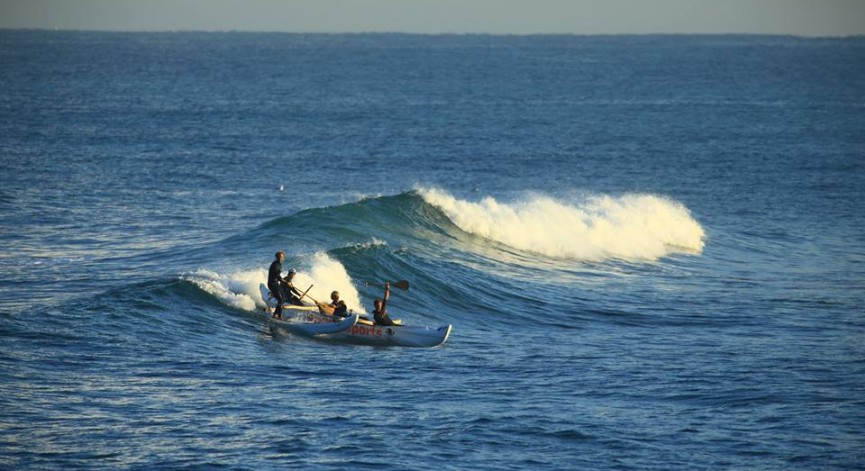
[
  {"left": 418, "top": 188, "right": 705, "bottom": 262},
  {"left": 185, "top": 252, "right": 368, "bottom": 314}
]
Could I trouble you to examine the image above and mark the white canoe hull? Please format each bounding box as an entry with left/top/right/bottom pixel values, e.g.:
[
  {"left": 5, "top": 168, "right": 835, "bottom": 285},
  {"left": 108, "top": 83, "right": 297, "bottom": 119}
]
[
  {"left": 269, "top": 312, "right": 359, "bottom": 337},
  {"left": 259, "top": 283, "right": 357, "bottom": 336},
  {"left": 259, "top": 283, "right": 451, "bottom": 347},
  {"left": 323, "top": 323, "right": 452, "bottom": 348}
]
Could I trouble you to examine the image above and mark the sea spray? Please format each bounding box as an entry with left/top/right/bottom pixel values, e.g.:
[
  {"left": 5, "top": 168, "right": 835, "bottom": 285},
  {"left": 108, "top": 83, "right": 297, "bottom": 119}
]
[
  {"left": 185, "top": 269, "right": 262, "bottom": 311},
  {"left": 186, "top": 252, "right": 367, "bottom": 314},
  {"left": 418, "top": 187, "right": 705, "bottom": 262},
  {"left": 300, "top": 252, "right": 366, "bottom": 314}
]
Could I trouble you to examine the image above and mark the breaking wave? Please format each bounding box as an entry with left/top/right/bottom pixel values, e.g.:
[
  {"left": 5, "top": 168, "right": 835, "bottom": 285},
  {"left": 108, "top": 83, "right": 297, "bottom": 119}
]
[
  {"left": 418, "top": 187, "right": 705, "bottom": 262},
  {"left": 185, "top": 252, "right": 369, "bottom": 315}
]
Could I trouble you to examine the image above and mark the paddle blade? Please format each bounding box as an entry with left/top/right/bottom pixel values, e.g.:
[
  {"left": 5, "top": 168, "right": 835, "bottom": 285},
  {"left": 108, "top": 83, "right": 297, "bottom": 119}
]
[
  {"left": 317, "top": 302, "right": 335, "bottom": 316},
  {"left": 391, "top": 280, "right": 410, "bottom": 291},
  {"left": 366, "top": 280, "right": 410, "bottom": 290}
]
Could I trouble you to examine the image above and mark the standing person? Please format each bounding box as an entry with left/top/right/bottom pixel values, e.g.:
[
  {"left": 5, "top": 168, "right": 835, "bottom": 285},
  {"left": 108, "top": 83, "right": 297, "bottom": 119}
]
[
  {"left": 267, "top": 251, "right": 301, "bottom": 319},
  {"left": 372, "top": 282, "right": 397, "bottom": 326},
  {"left": 268, "top": 251, "right": 288, "bottom": 319}
]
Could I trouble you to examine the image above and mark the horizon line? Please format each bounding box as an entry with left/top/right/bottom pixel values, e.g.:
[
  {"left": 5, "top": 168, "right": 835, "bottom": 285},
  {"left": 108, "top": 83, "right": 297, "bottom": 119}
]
[{"left": 3, "top": 27, "right": 863, "bottom": 39}]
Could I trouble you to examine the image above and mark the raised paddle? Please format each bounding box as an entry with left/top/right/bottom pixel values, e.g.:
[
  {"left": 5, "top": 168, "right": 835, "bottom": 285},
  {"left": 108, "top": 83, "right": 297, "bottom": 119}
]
[{"left": 366, "top": 280, "right": 410, "bottom": 291}]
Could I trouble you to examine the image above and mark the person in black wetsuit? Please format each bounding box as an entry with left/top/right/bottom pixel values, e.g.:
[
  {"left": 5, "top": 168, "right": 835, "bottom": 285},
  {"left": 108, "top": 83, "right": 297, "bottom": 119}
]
[
  {"left": 372, "top": 282, "right": 397, "bottom": 326},
  {"left": 283, "top": 269, "right": 304, "bottom": 306},
  {"left": 267, "top": 251, "right": 302, "bottom": 319},
  {"left": 328, "top": 290, "right": 349, "bottom": 318}
]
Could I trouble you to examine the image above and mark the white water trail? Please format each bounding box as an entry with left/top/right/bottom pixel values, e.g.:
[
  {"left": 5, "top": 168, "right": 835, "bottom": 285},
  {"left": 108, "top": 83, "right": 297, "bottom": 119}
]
[{"left": 418, "top": 187, "right": 705, "bottom": 262}]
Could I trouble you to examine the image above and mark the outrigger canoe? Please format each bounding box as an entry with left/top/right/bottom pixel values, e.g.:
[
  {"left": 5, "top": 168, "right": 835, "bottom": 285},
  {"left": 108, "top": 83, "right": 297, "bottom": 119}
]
[
  {"left": 259, "top": 283, "right": 452, "bottom": 347},
  {"left": 258, "top": 283, "right": 358, "bottom": 337}
]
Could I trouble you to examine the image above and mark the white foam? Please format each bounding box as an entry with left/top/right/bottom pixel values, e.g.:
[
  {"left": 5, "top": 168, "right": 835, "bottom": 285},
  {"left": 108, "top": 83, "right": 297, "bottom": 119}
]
[
  {"left": 185, "top": 252, "right": 367, "bottom": 314},
  {"left": 294, "top": 252, "right": 366, "bottom": 314},
  {"left": 418, "top": 187, "right": 705, "bottom": 262},
  {"left": 185, "top": 268, "right": 263, "bottom": 311}
]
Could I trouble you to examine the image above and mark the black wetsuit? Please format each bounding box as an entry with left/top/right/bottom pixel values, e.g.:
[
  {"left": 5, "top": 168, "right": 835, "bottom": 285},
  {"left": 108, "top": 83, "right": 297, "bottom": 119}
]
[
  {"left": 373, "top": 285, "right": 396, "bottom": 326},
  {"left": 267, "top": 260, "right": 287, "bottom": 316},
  {"left": 331, "top": 300, "right": 348, "bottom": 318},
  {"left": 373, "top": 306, "right": 396, "bottom": 326}
]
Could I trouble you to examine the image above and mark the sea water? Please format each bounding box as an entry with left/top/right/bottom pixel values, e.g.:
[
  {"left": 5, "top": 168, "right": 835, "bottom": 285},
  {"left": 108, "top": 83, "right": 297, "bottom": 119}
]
[{"left": 1, "top": 31, "right": 864, "bottom": 470}]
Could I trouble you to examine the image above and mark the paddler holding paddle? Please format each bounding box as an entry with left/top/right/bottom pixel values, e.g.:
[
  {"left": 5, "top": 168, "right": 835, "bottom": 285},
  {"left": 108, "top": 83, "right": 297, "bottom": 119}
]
[
  {"left": 372, "top": 282, "right": 398, "bottom": 326},
  {"left": 267, "top": 251, "right": 303, "bottom": 319},
  {"left": 301, "top": 279, "right": 407, "bottom": 326},
  {"left": 327, "top": 291, "right": 349, "bottom": 318}
]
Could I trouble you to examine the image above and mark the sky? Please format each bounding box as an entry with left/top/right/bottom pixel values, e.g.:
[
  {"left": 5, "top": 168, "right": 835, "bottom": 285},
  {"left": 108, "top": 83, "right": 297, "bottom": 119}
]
[{"left": 1, "top": 0, "right": 864, "bottom": 36}]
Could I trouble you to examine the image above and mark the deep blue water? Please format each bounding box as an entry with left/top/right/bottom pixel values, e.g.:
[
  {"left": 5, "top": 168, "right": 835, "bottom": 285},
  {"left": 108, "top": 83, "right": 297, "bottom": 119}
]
[{"left": 1, "top": 31, "right": 864, "bottom": 470}]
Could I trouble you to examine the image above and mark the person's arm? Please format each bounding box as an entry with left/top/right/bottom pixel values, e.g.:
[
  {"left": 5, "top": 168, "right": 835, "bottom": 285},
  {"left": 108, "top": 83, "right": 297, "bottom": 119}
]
[
  {"left": 287, "top": 283, "right": 302, "bottom": 297},
  {"left": 381, "top": 282, "right": 390, "bottom": 311}
]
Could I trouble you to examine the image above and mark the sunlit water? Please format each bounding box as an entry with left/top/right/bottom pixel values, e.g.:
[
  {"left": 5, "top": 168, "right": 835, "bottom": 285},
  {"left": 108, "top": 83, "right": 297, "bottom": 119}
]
[{"left": 1, "top": 32, "right": 864, "bottom": 470}]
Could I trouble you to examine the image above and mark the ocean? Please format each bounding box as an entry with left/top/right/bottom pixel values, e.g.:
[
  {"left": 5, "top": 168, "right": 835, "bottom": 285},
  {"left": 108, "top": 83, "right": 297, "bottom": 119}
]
[{"left": 1, "top": 31, "right": 863, "bottom": 470}]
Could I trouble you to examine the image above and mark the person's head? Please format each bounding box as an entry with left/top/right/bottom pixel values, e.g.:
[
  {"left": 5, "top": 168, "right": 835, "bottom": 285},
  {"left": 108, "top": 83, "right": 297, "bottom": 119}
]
[
  {"left": 287, "top": 268, "right": 296, "bottom": 279},
  {"left": 275, "top": 250, "right": 285, "bottom": 261},
  {"left": 373, "top": 298, "right": 383, "bottom": 310},
  {"left": 331, "top": 291, "right": 340, "bottom": 301}
]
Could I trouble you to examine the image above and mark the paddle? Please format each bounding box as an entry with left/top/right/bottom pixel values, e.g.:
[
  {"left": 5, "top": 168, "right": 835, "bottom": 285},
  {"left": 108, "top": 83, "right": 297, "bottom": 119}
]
[
  {"left": 294, "top": 285, "right": 341, "bottom": 316},
  {"left": 295, "top": 284, "right": 315, "bottom": 303},
  {"left": 366, "top": 280, "right": 410, "bottom": 291}
]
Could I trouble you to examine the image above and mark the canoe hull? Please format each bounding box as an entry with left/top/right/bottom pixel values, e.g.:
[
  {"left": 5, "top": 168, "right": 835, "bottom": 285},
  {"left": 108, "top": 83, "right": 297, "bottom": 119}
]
[
  {"left": 268, "top": 312, "right": 359, "bottom": 337},
  {"left": 259, "top": 283, "right": 451, "bottom": 347},
  {"left": 259, "top": 283, "right": 357, "bottom": 336},
  {"left": 323, "top": 323, "right": 452, "bottom": 348}
]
